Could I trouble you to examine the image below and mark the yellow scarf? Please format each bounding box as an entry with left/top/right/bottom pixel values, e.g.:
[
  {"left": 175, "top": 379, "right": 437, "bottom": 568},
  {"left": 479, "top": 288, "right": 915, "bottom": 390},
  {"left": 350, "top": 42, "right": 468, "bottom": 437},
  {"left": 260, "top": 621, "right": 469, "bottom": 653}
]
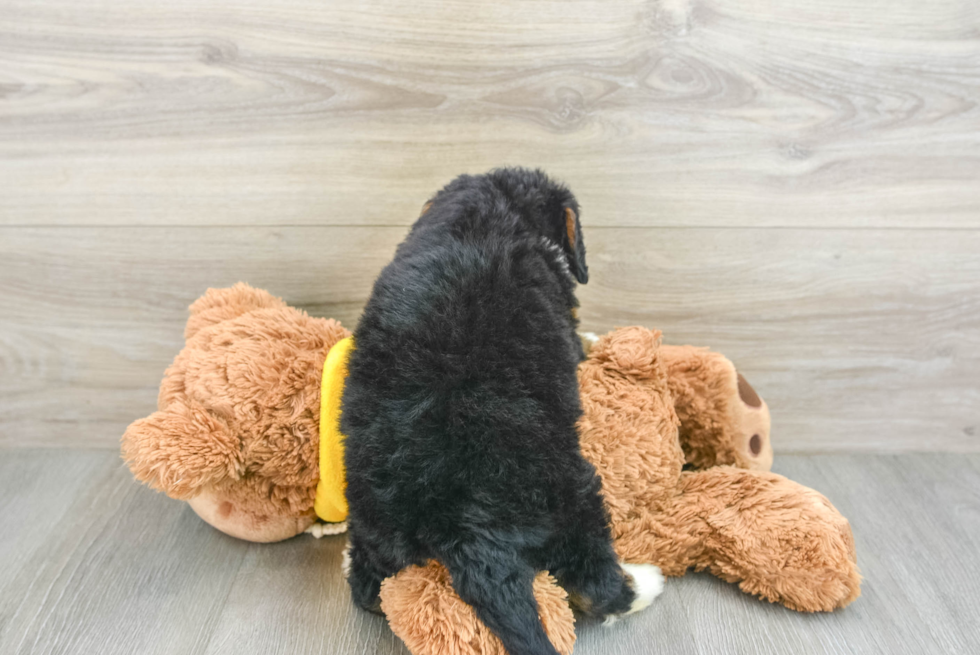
[{"left": 313, "top": 336, "right": 354, "bottom": 523}]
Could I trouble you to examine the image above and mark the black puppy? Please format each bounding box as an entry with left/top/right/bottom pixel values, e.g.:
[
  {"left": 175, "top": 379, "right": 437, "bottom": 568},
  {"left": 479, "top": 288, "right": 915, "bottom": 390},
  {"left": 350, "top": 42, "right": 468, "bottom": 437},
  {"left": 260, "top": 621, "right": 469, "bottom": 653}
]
[{"left": 341, "top": 168, "right": 661, "bottom": 655}]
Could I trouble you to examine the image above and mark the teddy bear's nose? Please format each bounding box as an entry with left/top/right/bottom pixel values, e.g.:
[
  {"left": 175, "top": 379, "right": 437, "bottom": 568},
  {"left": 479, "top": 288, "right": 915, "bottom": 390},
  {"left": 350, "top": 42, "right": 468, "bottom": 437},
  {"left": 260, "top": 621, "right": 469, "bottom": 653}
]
[{"left": 749, "top": 434, "right": 762, "bottom": 456}]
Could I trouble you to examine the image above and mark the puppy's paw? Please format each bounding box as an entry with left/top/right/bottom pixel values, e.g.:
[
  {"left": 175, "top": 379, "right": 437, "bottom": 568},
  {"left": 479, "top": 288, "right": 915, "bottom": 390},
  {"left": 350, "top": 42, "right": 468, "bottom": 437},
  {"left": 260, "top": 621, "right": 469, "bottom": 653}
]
[{"left": 621, "top": 562, "right": 663, "bottom": 615}]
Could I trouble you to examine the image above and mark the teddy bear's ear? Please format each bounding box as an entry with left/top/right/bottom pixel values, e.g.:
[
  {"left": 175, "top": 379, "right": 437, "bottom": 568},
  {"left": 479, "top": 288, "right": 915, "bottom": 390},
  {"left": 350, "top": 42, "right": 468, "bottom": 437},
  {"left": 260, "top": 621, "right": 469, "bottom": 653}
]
[
  {"left": 121, "top": 402, "right": 243, "bottom": 499},
  {"left": 586, "top": 327, "right": 663, "bottom": 378},
  {"left": 185, "top": 283, "right": 286, "bottom": 340}
]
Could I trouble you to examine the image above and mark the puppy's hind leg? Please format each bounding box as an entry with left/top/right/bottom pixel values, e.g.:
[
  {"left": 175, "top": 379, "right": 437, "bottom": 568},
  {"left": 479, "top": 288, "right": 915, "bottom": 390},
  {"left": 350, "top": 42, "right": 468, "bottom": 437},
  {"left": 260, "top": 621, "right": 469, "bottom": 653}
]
[
  {"left": 616, "top": 562, "right": 664, "bottom": 617},
  {"left": 549, "top": 535, "right": 662, "bottom": 621},
  {"left": 547, "top": 483, "right": 663, "bottom": 621},
  {"left": 441, "top": 543, "right": 562, "bottom": 655}
]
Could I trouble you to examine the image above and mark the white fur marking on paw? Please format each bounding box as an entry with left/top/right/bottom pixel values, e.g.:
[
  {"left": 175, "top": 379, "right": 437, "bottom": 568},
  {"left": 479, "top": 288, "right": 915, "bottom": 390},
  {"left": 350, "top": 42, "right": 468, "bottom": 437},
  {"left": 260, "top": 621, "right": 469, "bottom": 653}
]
[
  {"left": 341, "top": 542, "right": 352, "bottom": 577},
  {"left": 304, "top": 521, "right": 348, "bottom": 538},
  {"left": 581, "top": 332, "right": 600, "bottom": 344},
  {"left": 621, "top": 562, "right": 664, "bottom": 615}
]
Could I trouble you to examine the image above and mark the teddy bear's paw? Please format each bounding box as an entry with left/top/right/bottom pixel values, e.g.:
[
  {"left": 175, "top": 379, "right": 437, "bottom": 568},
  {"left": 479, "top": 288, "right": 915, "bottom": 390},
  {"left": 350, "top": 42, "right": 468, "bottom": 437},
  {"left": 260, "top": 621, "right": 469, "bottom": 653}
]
[
  {"left": 304, "top": 521, "right": 348, "bottom": 538},
  {"left": 621, "top": 562, "right": 664, "bottom": 615}
]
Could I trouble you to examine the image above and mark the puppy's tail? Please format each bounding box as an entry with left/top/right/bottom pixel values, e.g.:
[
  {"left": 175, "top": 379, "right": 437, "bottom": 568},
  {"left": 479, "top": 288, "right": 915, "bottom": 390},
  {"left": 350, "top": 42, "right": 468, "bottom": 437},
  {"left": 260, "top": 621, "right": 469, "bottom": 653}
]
[{"left": 442, "top": 547, "right": 561, "bottom": 655}]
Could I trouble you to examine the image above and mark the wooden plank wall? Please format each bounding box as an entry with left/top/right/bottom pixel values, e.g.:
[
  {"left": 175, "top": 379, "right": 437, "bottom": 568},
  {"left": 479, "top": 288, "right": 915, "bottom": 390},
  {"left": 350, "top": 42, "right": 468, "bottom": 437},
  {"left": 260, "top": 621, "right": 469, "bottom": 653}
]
[{"left": 1, "top": 0, "right": 978, "bottom": 451}]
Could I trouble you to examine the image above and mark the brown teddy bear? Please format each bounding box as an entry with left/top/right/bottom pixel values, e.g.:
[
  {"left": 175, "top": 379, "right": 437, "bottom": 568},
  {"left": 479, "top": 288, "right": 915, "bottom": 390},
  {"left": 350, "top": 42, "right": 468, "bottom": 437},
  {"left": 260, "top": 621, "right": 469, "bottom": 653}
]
[{"left": 122, "top": 283, "right": 860, "bottom": 655}]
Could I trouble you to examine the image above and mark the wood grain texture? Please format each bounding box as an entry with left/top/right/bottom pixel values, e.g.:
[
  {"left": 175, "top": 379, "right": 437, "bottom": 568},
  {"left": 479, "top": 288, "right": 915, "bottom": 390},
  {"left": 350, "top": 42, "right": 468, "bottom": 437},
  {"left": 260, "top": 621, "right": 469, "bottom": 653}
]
[
  {"left": 1, "top": 451, "right": 978, "bottom": 654},
  {"left": 1, "top": 0, "right": 979, "bottom": 452},
  {"left": 1, "top": 226, "right": 978, "bottom": 451},
  {"left": 0, "top": 0, "right": 978, "bottom": 228},
  {"left": 0, "top": 226, "right": 402, "bottom": 448}
]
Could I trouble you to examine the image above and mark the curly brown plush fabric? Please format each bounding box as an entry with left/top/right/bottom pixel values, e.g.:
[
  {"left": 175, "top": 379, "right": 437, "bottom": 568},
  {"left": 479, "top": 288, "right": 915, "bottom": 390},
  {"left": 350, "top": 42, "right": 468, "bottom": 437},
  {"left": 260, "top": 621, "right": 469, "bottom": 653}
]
[
  {"left": 122, "top": 283, "right": 349, "bottom": 542},
  {"left": 661, "top": 344, "right": 773, "bottom": 471},
  {"left": 380, "top": 563, "right": 576, "bottom": 655},
  {"left": 576, "top": 328, "right": 858, "bottom": 611},
  {"left": 123, "top": 285, "right": 860, "bottom": 655}
]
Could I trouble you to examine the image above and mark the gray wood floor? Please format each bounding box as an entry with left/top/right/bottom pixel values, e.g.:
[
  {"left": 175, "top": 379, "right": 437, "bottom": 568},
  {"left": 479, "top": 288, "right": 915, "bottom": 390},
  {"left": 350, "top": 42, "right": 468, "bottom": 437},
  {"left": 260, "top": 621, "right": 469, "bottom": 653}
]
[{"left": 1, "top": 450, "right": 977, "bottom": 655}]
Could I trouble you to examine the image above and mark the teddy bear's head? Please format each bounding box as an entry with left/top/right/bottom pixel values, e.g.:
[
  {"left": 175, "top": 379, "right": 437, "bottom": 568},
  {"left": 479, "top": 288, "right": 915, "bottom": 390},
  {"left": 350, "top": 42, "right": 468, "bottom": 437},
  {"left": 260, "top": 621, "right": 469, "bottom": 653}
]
[
  {"left": 122, "top": 283, "right": 349, "bottom": 542},
  {"left": 659, "top": 344, "right": 773, "bottom": 472},
  {"left": 580, "top": 328, "right": 772, "bottom": 473}
]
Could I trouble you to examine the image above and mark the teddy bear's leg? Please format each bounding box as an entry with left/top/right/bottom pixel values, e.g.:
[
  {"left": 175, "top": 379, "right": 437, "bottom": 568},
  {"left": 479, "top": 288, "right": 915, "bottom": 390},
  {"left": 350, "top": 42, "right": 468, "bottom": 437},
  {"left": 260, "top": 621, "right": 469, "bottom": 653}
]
[
  {"left": 184, "top": 282, "right": 287, "bottom": 339},
  {"left": 660, "top": 345, "right": 773, "bottom": 471},
  {"left": 121, "top": 400, "right": 243, "bottom": 499},
  {"left": 379, "top": 561, "right": 577, "bottom": 655},
  {"left": 671, "top": 467, "right": 861, "bottom": 612}
]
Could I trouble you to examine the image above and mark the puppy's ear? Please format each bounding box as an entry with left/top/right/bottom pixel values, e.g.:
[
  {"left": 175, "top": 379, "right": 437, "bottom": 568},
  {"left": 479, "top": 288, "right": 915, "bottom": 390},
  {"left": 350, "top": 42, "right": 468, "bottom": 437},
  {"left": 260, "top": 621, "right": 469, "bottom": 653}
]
[{"left": 562, "top": 206, "right": 589, "bottom": 284}]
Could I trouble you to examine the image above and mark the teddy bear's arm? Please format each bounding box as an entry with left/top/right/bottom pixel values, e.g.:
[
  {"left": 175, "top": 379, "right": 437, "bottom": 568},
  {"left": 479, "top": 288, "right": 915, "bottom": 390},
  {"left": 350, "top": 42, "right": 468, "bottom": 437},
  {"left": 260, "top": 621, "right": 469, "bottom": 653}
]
[{"left": 672, "top": 467, "right": 861, "bottom": 612}]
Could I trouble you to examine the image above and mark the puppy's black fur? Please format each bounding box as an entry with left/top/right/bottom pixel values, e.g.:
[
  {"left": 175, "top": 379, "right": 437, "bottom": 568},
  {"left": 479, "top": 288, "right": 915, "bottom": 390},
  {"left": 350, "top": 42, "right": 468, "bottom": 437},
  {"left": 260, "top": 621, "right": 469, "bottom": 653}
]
[{"left": 342, "top": 168, "right": 636, "bottom": 655}]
